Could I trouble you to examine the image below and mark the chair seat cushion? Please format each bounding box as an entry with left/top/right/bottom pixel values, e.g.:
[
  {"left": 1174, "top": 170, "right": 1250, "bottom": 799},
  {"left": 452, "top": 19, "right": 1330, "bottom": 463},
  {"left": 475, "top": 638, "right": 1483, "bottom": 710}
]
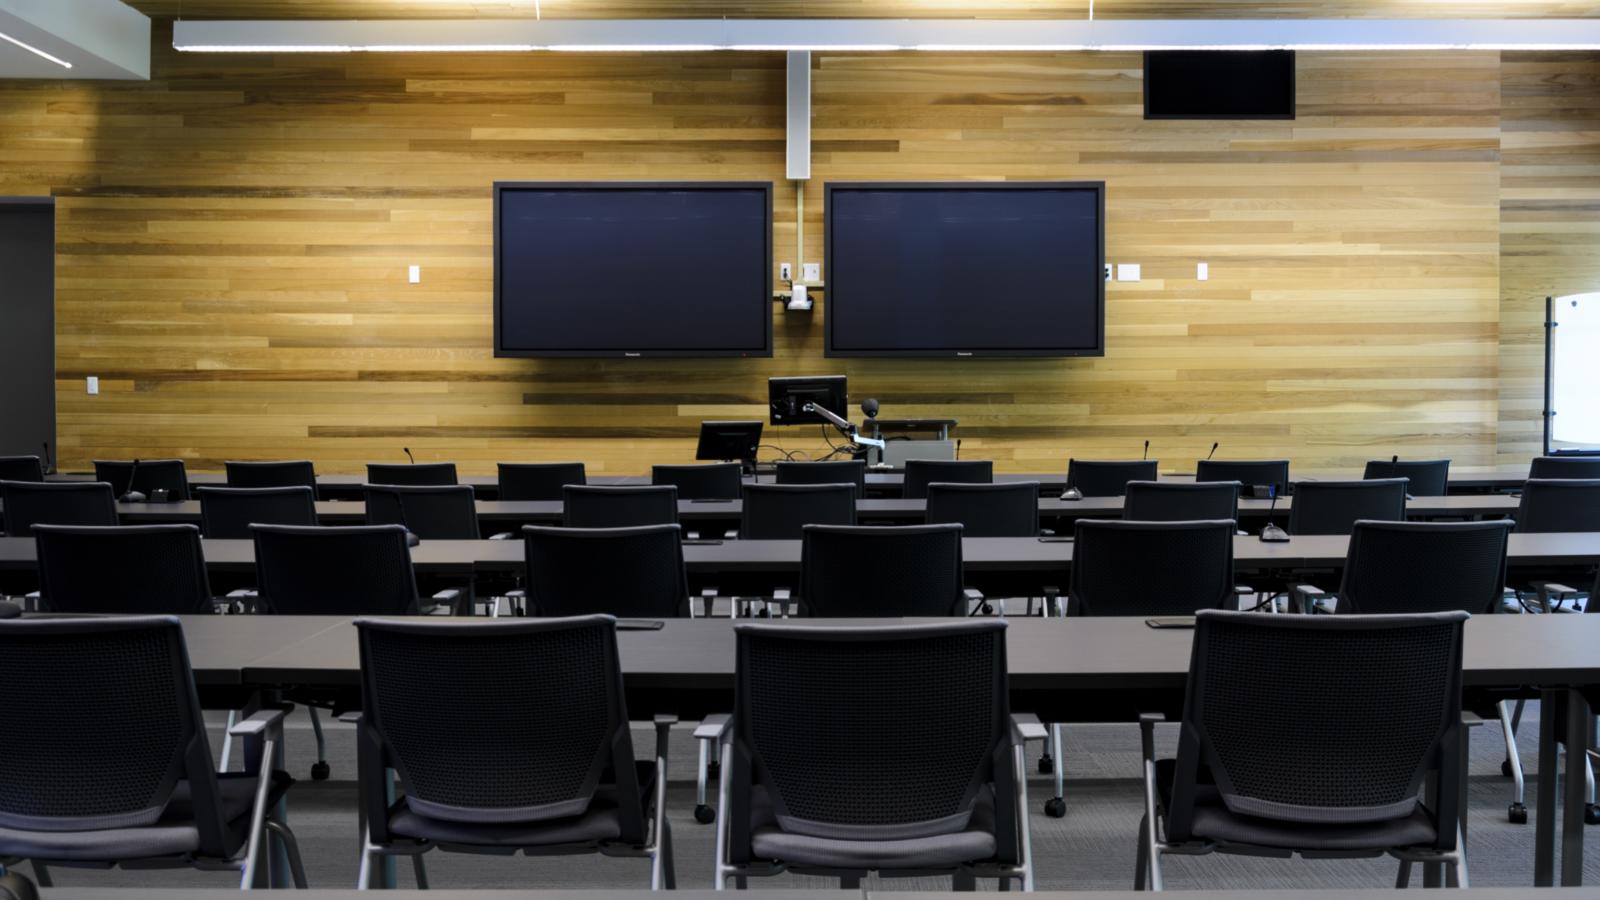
[
  {"left": 388, "top": 762, "right": 655, "bottom": 849},
  {"left": 749, "top": 784, "right": 998, "bottom": 870},
  {"left": 0, "top": 770, "right": 293, "bottom": 862},
  {"left": 1156, "top": 759, "right": 1438, "bottom": 852}
]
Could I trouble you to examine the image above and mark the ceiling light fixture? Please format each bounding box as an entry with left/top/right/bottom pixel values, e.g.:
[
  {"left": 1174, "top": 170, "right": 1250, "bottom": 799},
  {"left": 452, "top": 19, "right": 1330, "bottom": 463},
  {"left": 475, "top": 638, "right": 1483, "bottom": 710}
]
[{"left": 0, "top": 29, "right": 72, "bottom": 68}]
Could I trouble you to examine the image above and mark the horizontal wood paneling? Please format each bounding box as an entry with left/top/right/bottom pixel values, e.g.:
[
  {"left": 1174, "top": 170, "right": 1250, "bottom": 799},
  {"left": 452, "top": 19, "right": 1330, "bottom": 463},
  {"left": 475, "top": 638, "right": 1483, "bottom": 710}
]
[{"left": 0, "top": 29, "right": 1576, "bottom": 474}]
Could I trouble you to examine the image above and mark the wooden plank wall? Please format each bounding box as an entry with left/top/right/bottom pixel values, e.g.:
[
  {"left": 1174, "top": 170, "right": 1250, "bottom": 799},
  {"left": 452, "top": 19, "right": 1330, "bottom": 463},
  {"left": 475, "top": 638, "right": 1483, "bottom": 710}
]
[{"left": 0, "top": 32, "right": 1579, "bottom": 475}]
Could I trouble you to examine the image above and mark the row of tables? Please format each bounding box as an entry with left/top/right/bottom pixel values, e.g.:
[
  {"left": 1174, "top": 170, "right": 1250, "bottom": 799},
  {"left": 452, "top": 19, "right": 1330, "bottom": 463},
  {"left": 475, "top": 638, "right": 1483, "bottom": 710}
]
[{"left": 43, "top": 890, "right": 1600, "bottom": 899}]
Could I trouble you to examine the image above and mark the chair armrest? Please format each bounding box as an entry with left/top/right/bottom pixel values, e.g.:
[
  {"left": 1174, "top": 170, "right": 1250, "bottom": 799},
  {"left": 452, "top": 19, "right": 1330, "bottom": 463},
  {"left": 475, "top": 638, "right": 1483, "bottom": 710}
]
[
  {"left": 226, "top": 588, "right": 258, "bottom": 599},
  {"left": 1233, "top": 585, "right": 1253, "bottom": 595},
  {"left": 1461, "top": 711, "right": 1485, "bottom": 727},
  {"left": 686, "top": 530, "right": 701, "bottom": 541},
  {"left": 654, "top": 714, "right": 678, "bottom": 761},
  {"left": 338, "top": 711, "right": 363, "bottom": 724},
  {"left": 694, "top": 713, "right": 731, "bottom": 748},
  {"left": 1040, "top": 527, "right": 1055, "bottom": 537},
  {"left": 1010, "top": 712, "right": 1048, "bottom": 743},
  {"left": 229, "top": 708, "right": 288, "bottom": 738},
  {"left": 724, "top": 529, "right": 739, "bottom": 540},
  {"left": 432, "top": 588, "right": 462, "bottom": 602},
  {"left": 488, "top": 531, "right": 514, "bottom": 540},
  {"left": 1291, "top": 583, "right": 1326, "bottom": 598},
  {"left": 1138, "top": 712, "right": 1164, "bottom": 763}
]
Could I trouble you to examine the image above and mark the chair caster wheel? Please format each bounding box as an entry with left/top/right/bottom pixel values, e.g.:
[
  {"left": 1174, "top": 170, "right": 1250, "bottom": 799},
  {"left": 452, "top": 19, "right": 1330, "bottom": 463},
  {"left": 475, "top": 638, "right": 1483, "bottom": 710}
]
[
  {"left": 1502, "top": 759, "right": 1514, "bottom": 778},
  {"left": 1586, "top": 804, "right": 1600, "bottom": 826},
  {"left": 694, "top": 805, "right": 716, "bottom": 825},
  {"left": 1509, "top": 803, "right": 1527, "bottom": 824},
  {"left": 1044, "top": 798, "right": 1066, "bottom": 818},
  {"left": 310, "top": 761, "right": 330, "bottom": 781},
  {"left": 1038, "top": 756, "right": 1053, "bottom": 775}
]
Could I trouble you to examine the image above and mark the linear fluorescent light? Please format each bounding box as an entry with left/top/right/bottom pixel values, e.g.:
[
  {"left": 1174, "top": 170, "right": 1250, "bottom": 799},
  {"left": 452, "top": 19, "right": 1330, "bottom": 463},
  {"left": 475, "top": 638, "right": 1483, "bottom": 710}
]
[
  {"left": 0, "top": 29, "right": 72, "bottom": 68},
  {"left": 548, "top": 44, "right": 720, "bottom": 52},
  {"left": 729, "top": 44, "right": 904, "bottom": 51}
]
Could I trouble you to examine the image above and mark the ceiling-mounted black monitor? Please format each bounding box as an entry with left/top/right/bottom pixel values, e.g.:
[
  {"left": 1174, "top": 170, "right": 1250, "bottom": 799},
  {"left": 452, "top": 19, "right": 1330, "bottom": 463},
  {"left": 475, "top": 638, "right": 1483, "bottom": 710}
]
[
  {"left": 823, "top": 182, "right": 1104, "bottom": 358},
  {"left": 493, "top": 182, "right": 773, "bottom": 358},
  {"left": 1144, "top": 51, "right": 1295, "bottom": 120}
]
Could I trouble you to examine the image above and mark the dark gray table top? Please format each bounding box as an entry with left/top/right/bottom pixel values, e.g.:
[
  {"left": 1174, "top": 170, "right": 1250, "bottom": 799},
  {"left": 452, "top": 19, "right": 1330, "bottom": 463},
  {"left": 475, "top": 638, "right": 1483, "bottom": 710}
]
[{"left": 39, "top": 891, "right": 1597, "bottom": 900}]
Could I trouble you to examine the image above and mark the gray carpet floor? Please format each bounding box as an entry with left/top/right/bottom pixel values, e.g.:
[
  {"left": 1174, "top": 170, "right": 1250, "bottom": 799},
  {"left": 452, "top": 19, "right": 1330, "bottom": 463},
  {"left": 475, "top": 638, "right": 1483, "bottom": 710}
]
[{"left": 24, "top": 702, "right": 1600, "bottom": 892}]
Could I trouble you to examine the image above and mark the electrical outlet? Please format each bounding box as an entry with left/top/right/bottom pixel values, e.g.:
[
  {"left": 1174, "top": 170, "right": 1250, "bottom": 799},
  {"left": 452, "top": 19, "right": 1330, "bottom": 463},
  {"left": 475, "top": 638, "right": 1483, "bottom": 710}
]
[
  {"left": 408, "top": 265, "right": 421, "bottom": 284},
  {"left": 802, "top": 262, "right": 821, "bottom": 282},
  {"left": 1104, "top": 263, "right": 1113, "bottom": 282},
  {"left": 779, "top": 262, "right": 792, "bottom": 282},
  {"left": 87, "top": 376, "right": 99, "bottom": 395}
]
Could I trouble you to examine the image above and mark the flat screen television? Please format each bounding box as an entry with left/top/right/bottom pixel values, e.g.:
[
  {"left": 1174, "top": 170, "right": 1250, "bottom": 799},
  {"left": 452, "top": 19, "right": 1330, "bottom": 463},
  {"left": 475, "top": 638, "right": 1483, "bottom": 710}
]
[
  {"left": 494, "top": 182, "right": 773, "bottom": 358},
  {"left": 823, "top": 182, "right": 1105, "bottom": 358}
]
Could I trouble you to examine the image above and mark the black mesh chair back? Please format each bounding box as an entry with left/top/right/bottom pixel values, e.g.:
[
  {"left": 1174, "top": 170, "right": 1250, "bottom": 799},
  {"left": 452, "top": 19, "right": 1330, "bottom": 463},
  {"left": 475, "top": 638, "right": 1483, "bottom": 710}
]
[
  {"left": 1065, "top": 459, "right": 1159, "bottom": 498},
  {"left": 1338, "top": 520, "right": 1511, "bottom": 615},
  {"left": 93, "top": 459, "right": 190, "bottom": 501},
  {"left": 365, "top": 484, "right": 479, "bottom": 540},
  {"left": 1528, "top": 455, "right": 1600, "bottom": 480},
  {"left": 196, "top": 486, "right": 317, "bottom": 539},
  {"left": 651, "top": 463, "right": 743, "bottom": 501},
  {"left": 1164, "top": 610, "right": 1467, "bottom": 844},
  {"left": 498, "top": 462, "right": 587, "bottom": 501},
  {"left": 903, "top": 459, "right": 993, "bottom": 500},
  {"left": 1362, "top": 459, "right": 1450, "bottom": 497},
  {"left": 1195, "top": 459, "right": 1289, "bottom": 495},
  {"left": 1069, "top": 519, "right": 1235, "bottom": 616},
  {"left": 521, "top": 525, "right": 688, "bottom": 617},
  {"left": 0, "top": 480, "right": 117, "bottom": 537},
  {"left": 34, "top": 524, "right": 213, "bottom": 614},
  {"left": 741, "top": 483, "right": 856, "bottom": 540},
  {"left": 253, "top": 524, "right": 420, "bottom": 615},
  {"left": 0, "top": 615, "right": 238, "bottom": 857},
  {"left": 0, "top": 456, "right": 43, "bottom": 482},
  {"left": 1286, "top": 479, "right": 1407, "bottom": 536},
  {"left": 224, "top": 459, "right": 316, "bottom": 491},
  {"left": 727, "top": 620, "right": 1018, "bottom": 865},
  {"left": 563, "top": 484, "right": 679, "bottom": 528},
  {"left": 355, "top": 615, "right": 649, "bottom": 844},
  {"left": 1122, "top": 481, "right": 1239, "bottom": 522},
  {"left": 1513, "top": 479, "right": 1600, "bottom": 533},
  {"left": 366, "top": 462, "right": 458, "bottom": 486},
  {"left": 924, "top": 481, "right": 1039, "bottom": 537},
  {"left": 775, "top": 460, "right": 867, "bottom": 497},
  {"left": 799, "top": 524, "right": 965, "bottom": 616}
]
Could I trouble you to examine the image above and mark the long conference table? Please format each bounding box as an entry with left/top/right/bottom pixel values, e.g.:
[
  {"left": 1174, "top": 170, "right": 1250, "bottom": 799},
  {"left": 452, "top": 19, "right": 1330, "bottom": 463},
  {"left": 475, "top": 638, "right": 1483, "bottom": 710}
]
[
  {"left": 39, "top": 890, "right": 1600, "bottom": 899},
  {"left": 66, "top": 613, "right": 1600, "bottom": 888}
]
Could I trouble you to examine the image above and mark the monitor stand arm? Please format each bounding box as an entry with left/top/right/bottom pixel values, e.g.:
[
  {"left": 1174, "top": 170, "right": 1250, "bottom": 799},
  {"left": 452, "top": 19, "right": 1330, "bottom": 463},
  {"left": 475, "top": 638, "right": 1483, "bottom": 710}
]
[{"left": 803, "top": 402, "right": 886, "bottom": 449}]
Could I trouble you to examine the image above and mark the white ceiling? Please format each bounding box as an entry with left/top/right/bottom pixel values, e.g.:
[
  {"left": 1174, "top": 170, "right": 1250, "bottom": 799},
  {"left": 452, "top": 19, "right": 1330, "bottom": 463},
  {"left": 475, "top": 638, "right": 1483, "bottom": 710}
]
[{"left": 0, "top": 0, "right": 149, "bottom": 79}]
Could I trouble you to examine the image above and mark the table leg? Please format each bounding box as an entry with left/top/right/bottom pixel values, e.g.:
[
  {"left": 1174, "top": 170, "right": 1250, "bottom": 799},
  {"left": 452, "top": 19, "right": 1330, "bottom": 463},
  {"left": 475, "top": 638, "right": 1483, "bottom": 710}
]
[
  {"left": 1561, "top": 689, "right": 1591, "bottom": 886},
  {"left": 1536, "top": 688, "right": 1559, "bottom": 886}
]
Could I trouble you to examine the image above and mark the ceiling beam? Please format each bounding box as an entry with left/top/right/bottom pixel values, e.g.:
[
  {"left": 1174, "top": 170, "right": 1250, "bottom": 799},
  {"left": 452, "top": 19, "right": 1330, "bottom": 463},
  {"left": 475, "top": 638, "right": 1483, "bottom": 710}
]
[{"left": 0, "top": 0, "right": 148, "bottom": 79}]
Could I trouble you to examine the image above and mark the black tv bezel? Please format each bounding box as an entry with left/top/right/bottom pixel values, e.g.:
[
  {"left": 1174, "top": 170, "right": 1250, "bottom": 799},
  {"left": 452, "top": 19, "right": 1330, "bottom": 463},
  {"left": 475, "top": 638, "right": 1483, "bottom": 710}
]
[
  {"left": 822, "top": 181, "right": 1106, "bottom": 359},
  {"left": 492, "top": 180, "right": 774, "bottom": 359},
  {"left": 1142, "top": 50, "right": 1297, "bottom": 121}
]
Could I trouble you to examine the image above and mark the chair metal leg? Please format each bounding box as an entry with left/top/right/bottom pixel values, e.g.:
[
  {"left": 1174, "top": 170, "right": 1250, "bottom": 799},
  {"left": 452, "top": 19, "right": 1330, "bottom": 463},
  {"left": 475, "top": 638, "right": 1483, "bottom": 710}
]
[
  {"left": 220, "top": 710, "right": 237, "bottom": 772},
  {"left": 1499, "top": 700, "right": 1527, "bottom": 822},
  {"left": 263, "top": 819, "right": 309, "bottom": 889},
  {"left": 659, "top": 819, "right": 676, "bottom": 890},
  {"left": 1141, "top": 759, "right": 1164, "bottom": 892},
  {"left": 1395, "top": 860, "right": 1411, "bottom": 888},
  {"left": 1046, "top": 722, "right": 1066, "bottom": 818},
  {"left": 695, "top": 734, "right": 714, "bottom": 824},
  {"left": 712, "top": 734, "right": 734, "bottom": 890},
  {"left": 306, "top": 706, "right": 330, "bottom": 780},
  {"left": 411, "top": 853, "right": 429, "bottom": 889},
  {"left": 239, "top": 737, "right": 278, "bottom": 889}
]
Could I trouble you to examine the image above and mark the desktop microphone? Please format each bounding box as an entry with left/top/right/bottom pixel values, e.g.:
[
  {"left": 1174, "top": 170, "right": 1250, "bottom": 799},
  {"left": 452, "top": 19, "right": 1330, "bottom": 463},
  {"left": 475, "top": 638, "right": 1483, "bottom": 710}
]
[
  {"left": 394, "top": 493, "right": 421, "bottom": 547},
  {"left": 1206, "top": 442, "right": 1219, "bottom": 461},
  {"left": 1142, "top": 440, "right": 1150, "bottom": 461},
  {"left": 119, "top": 458, "right": 147, "bottom": 503},
  {"left": 404, "top": 447, "right": 416, "bottom": 465},
  {"left": 861, "top": 398, "right": 880, "bottom": 419},
  {"left": 1259, "top": 485, "right": 1290, "bottom": 542},
  {"left": 41, "top": 441, "right": 54, "bottom": 476}
]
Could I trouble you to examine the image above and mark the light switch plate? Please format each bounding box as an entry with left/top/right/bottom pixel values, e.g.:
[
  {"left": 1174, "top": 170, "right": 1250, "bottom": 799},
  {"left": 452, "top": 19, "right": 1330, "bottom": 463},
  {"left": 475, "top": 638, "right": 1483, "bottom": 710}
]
[
  {"left": 1105, "top": 263, "right": 1113, "bottom": 282},
  {"left": 1117, "top": 263, "right": 1141, "bottom": 282},
  {"left": 1197, "top": 262, "right": 1209, "bottom": 281},
  {"left": 802, "top": 262, "right": 821, "bottom": 282},
  {"left": 779, "top": 262, "right": 792, "bottom": 282},
  {"left": 87, "top": 376, "right": 99, "bottom": 395},
  {"left": 408, "top": 265, "right": 421, "bottom": 284}
]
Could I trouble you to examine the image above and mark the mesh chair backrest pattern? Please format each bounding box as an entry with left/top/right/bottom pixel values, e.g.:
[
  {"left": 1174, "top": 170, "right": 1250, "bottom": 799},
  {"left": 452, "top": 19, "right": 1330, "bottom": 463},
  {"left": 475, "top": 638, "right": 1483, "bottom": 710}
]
[
  {"left": 1195, "top": 459, "right": 1289, "bottom": 494},
  {"left": 903, "top": 460, "right": 992, "bottom": 500},
  {"left": 357, "top": 616, "right": 644, "bottom": 837},
  {"left": 1513, "top": 479, "right": 1600, "bottom": 533},
  {"left": 365, "top": 484, "right": 479, "bottom": 540},
  {"left": 0, "top": 481, "right": 117, "bottom": 537},
  {"left": 93, "top": 460, "right": 190, "bottom": 501},
  {"left": 196, "top": 486, "right": 317, "bottom": 539},
  {"left": 651, "top": 463, "right": 743, "bottom": 501},
  {"left": 799, "top": 524, "right": 964, "bottom": 616},
  {"left": 522, "top": 525, "right": 688, "bottom": 617},
  {"left": 498, "top": 462, "right": 587, "bottom": 501},
  {"left": 1339, "top": 521, "right": 1511, "bottom": 615},
  {"left": 253, "top": 524, "right": 420, "bottom": 615},
  {"left": 0, "top": 616, "right": 223, "bottom": 846},
  {"left": 366, "top": 463, "right": 458, "bottom": 486},
  {"left": 1122, "top": 481, "right": 1239, "bottom": 522},
  {"left": 1363, "top": 459, "right": 1450, "bottom": 497},
  {"left": 1528, "top": 456, "right": 1600, "bottom": 479},
  {"left": 1171, "top": 610, "right": 1465, "bottom": 835},
  {"left": 924, "top": 481, "right": 1039, "bottom": 537},
  {"left": 1070, "top": 519, "right": 1236, "bottom": 616},
  {"left": 741, "top": 483, "right": 856, "bottom": 540},
  {"left": 224, "top": 460, "right": 316, "bottom": 490},
  {"left": 1065, "top": 459, "right": 1159, "bottom": 498},
  {"left": 732, "top": 621, "right": 1011, "bottom": 846},
  {"left": 775, "top": 460, "right": 867, "bottom": 496},
  {"left": 35, "top": 525, "right": 213, "bottom": 614},
  {"left": 563, "top": 484, "right": 679, "bottom": 528},
  {"left": 1286, "top": 479, "right": 1407, "bottom": 536},
  {"left": 0, "top": 456, "right": 43, "bottom": 482}
]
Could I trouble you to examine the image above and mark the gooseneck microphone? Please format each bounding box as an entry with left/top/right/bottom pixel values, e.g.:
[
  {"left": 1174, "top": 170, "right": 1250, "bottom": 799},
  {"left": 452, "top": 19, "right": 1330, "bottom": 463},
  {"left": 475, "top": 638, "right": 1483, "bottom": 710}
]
[
  {"left": 41, "top": 441, "right": 54, "bottom": 476},
  {"left": 1259, "top": 484, "right": 1290, "bottom": 543},
  {"left": 1206, "top": 442, "right": 1219, "bottom": 461},
  {"left": 1142, "top": 440, "right": 1150, "bottom": 461},
  {"left": 119, "top": 458, "right": 147, "bottom": 503},
  {"left": 404, "top": 447, "right": 416, "bottom": 465}
]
